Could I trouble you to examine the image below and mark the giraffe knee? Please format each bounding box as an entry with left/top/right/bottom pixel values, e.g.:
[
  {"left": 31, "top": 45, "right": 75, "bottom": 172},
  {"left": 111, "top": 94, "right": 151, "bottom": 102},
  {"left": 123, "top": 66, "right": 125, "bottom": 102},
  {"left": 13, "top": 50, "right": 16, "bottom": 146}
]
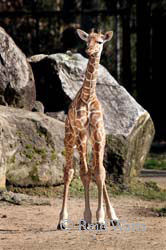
[
  {"left": 80, "top": 168, "right": 91, "bottom": 185},
  {"left": 64, "top": 168, "right": 74, "bottom": 183},
  {"left": 94, "top": 167, "right": 106, "bottom": 185}
]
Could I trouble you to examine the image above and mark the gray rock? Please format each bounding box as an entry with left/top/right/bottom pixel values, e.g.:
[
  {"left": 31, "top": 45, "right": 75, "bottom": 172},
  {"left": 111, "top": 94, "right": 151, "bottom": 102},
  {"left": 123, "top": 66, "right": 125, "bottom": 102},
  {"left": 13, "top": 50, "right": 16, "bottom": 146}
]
[
  {"left": 0, "top": 95, "right": 8, "bottom": 106},
  {"left": 32, "top": 101, "right": 45, "bottom": 113},
  {"left": 0, "top": 26, "right": 36, "bottom": 110},
  {"left": 46, "top": 111, "right": 66, "bottom": 122},
  {"left": 0, "top": 190, "right": 51, "bottom": 205},
  {"left": 0, "top": 105, "right": 65, "bottom": 189},
  {"left": 29, "top": 53, "right": 155, "bottom": 184}
]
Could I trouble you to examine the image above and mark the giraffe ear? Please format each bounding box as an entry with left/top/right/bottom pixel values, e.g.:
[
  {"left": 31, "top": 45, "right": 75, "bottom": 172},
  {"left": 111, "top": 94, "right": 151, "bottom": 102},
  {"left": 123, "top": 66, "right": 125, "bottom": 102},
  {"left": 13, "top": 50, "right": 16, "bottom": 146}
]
[
  {"left": 76, "top": 29, "right": 89, "bottom": 42},
  {"left": 104, "top": 31, "right": 113, "bottom": 42}
]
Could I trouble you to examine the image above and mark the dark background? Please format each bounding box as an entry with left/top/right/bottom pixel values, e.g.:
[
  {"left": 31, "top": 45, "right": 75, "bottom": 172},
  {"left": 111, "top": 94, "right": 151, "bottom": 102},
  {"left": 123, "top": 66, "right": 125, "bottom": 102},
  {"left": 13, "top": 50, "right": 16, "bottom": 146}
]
[{"left": 0, "top": 0, "right": 165, "bottom": 141}]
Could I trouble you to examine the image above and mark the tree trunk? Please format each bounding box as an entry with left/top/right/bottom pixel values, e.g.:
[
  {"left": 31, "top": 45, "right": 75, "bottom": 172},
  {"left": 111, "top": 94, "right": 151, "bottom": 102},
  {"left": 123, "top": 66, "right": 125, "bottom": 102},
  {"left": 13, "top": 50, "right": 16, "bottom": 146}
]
[
  {"left": 136, "top": 0, "right": 150, "bottom": 108},
  {"left": 81, "top": 0, "right": 99, "bottom": 31}
]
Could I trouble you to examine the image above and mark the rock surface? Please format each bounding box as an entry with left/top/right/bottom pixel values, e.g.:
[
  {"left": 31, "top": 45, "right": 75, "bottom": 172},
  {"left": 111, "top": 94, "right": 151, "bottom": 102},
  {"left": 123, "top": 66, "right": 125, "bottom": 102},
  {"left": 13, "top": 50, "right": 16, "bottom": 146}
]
[
  {"left": 29, "top": 53, "right": 155, "bottom": 184},
  {"left": 46, "top": 111, "right": 66, "bottom": 122},
  {"left": 0, "top": 105, "right": 65, "bottom": 189},
  {"left": 0, "top": 26, "right": 36, "bottom": 110},
  {"left": 0, "top": 190, "right": 51, "bottom": 205},
  {"left": 32, "top": 101, "right": 45, "bottom": 113}
]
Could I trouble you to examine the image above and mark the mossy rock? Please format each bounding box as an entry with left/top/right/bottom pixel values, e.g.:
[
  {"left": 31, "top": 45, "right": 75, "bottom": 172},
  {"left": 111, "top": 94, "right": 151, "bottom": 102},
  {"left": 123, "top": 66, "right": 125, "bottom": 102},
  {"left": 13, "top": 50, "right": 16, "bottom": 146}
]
[
  {"left": 0, "top": 105, "right": 66, "bottom": 187},
  {"left": 104, "top": 114, "right": 155, "bottom": 184}
]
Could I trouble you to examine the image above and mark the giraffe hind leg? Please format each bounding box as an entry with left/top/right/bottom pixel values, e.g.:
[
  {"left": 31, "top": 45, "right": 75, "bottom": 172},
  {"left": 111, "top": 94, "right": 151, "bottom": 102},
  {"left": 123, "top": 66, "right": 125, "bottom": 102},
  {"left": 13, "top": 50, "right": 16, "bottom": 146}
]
[
  {"left": 103, "top": 183, "right": 119, "bottom": 226},
  {"left": 57, "top": 130, "right": 75, "bottom": 230}
]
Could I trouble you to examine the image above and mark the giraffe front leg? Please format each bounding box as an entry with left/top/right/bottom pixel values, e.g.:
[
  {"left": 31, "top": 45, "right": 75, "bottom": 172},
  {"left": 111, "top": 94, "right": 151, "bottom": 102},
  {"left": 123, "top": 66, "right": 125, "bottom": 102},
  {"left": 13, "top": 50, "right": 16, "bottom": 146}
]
[
  {"left": 95, "top": 165, "right": 106, "bottom": 226},
  {"left": 91, "top": 126, "right": 106, "bottom": 228},
  {"left": 93, "top": 147, "right": 106, "bottom": 226},
  {"left": 57, "top": 145, "right": 74, "bottom": 230},
  {"left": 77, "top": 134, "right": 92, "bottom": 228},
  {"left": 80, "top": 166, "right": 92, "bottom": 226}
]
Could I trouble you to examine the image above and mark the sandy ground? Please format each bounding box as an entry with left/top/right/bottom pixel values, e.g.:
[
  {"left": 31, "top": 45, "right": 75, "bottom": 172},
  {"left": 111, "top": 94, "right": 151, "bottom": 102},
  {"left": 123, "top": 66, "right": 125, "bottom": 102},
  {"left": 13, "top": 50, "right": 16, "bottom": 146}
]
[{"left": 0, "top": 195, "right": 166, "bottom": 250}]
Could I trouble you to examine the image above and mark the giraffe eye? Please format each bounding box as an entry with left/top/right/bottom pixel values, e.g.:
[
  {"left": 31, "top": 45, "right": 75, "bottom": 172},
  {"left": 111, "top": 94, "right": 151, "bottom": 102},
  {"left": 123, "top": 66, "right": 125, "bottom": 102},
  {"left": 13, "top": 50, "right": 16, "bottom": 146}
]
[{"left": 97, "top": 41, "right": 102, "bottom": 44}]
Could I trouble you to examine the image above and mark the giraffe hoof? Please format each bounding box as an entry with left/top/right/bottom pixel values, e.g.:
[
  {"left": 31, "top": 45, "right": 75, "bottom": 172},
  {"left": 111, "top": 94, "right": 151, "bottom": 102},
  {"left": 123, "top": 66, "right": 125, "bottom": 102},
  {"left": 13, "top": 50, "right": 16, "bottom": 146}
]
[
  {"left": 110, "top": 220, "right": 120, "bottom": 226},
  {"left": 57, "top": 223, "right": 66, "bottom": 230},
  {"left": 96, "top": 222, "right": 106, "bottom": 230},
  {"left": 80, "top": 221, "right": 89, "bottom": 230}
]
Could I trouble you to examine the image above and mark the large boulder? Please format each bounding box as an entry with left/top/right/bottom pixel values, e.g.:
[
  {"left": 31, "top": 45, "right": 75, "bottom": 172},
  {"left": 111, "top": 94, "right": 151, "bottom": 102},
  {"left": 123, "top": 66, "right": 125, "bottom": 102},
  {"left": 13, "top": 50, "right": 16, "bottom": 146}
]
[
  {"left": 29, "top": 53, "right": 155, "bottom": 184},
  {"left": 0, "top": 27, "right": 36, "bottom": 110},
  {"left": 0, "top": 105, "right": 65, "bottom": 190}
]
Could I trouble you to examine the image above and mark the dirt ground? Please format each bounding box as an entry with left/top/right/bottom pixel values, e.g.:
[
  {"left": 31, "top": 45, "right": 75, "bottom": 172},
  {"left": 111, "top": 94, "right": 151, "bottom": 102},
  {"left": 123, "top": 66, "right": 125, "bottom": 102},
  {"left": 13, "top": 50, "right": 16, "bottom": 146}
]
[
  {"left": 0, "top": 195, "right": 166, "bottom": 250},
  {"left": 139, "top": 176, "right": 166, "bottom": 189}
]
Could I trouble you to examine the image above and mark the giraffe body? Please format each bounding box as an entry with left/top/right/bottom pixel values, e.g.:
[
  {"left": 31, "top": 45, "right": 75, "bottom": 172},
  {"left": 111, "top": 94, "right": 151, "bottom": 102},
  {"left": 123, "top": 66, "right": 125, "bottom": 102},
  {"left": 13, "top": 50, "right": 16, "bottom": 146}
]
[{"left": 58, "top": 29, "right": 119, "bottom": 229}]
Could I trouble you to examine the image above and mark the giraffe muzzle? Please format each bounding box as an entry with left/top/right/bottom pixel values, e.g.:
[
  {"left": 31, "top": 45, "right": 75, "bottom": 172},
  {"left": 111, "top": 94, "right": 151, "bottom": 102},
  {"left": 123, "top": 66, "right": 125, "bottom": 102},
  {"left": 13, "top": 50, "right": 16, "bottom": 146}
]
[{"left": 86, "top": 48, "right": 96, "bottom": 56}]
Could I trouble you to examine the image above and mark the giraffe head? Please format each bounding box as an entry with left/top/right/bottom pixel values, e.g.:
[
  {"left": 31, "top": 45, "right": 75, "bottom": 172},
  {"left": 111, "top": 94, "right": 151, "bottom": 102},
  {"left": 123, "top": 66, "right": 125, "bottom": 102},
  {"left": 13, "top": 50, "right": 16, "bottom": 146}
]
[{"left": 77, "top": 29, "right": 113, "bottom": 57}]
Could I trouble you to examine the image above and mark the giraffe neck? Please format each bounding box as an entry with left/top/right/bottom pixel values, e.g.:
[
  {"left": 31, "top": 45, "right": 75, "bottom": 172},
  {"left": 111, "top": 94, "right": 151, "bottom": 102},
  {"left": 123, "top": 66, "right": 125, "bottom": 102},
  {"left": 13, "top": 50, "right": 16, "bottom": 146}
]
[{"left": 81, "top": 55, "right": 100, "bottom": 102}]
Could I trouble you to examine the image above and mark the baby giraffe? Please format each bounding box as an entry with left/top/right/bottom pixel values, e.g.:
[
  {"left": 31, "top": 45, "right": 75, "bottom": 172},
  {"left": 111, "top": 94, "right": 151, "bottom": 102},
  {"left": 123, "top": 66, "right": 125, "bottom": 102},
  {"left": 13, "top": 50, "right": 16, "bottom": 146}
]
[{"left": 57, "top": 29, "right": 119, "bottom": 229}]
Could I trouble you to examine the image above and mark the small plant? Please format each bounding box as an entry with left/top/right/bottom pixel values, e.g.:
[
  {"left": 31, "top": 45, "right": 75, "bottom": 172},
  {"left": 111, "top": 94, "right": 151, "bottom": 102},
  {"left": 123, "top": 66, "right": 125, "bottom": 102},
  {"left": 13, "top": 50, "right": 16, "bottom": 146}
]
[
  {"left": 51, "top": 151, "right": 57, "bottom": 161},
  {"left": 25, "top": 144, "right": 33, "bottom": 150},
  {"left": 24, "top": 150, "right": 33, "bottom": 160},
  {"left": 144, "top": 181, "right": 160, "bottom": 192},
  {"left": 34, "top": 147, "right": 47, "bottom": 160},
  {"left": 61, "top": 148, "right": 66, "bottom": 157},
  {"left": 130, "top": 180, "right": 166, "bottom": 201},
  {"left": 70, "top": 178, "right": 84, "bottom": 197},
  {"left": 144, "top": 153, "right": 166, "bottom": 170},
  {"left": 29, "top": 165, "right": 40, "bottom": 182},
  {"left": 152, "top": 207, "right": 166, "bottom": 217},
  {"left": 69, "top": 177, "right": 99, "bottom": 198}
]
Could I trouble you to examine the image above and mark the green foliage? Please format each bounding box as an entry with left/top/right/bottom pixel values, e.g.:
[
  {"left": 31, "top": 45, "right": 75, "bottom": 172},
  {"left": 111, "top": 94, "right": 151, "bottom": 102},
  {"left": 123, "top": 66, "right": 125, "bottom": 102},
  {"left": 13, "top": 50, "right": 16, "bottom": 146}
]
[
  {"left": 129, "top": 180, "right": 166, "bottom": 201},
  {"left": 7, "top": 185, "right": 64, "bottom": 198},
  {"left": 70, "top": 177, "right": 84, "bottom": 197},
  {"left": 7, "top": 178, "right": 166, "bottom": 201},
  {"left": 144, "top": 153, "right": 166, "bottom": 170},
  {"left": 29, "top": 165, "right": 40, "bottom": 182},
  {"left": 23, "top": 144, "right": 47, "bottom": 161},
  {"left": 61, "top": 148, "right": 66, "bottom": 157},
  {"left": 24, "top": 145, "right": 34, "bottom": 160},
  {"left": 152, "top": 207, "right": 166, "bottom": 216},
  {"left": 107, "top": 179, "right": 166, "bottom": 201},
  {"left": 51, "top": 151, "right": 57, "bottom": 161},
  {"left": 34, "top": 147, "right": 47, "bottom": 160}
]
